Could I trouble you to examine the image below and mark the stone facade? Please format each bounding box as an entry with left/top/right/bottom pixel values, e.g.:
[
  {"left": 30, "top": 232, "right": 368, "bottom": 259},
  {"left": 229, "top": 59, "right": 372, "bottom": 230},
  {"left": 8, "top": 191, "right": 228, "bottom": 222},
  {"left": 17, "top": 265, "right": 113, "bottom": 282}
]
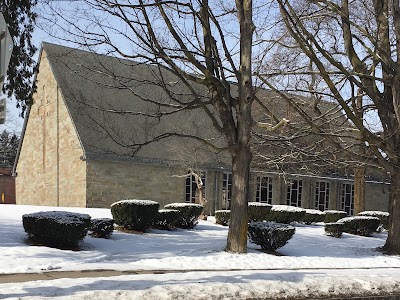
[{"left": 16, "top": 50, "right": 86, "bottom": 207}]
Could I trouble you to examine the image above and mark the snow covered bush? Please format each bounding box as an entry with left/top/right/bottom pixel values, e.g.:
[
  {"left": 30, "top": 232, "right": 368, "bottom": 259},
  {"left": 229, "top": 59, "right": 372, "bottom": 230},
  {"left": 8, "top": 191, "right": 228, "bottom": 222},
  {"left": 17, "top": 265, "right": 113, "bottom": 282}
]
[
  {"left": 215, "top": 210, "right": 230, "bottom": 226},
  {"left": 337, "top": 216, "right": 381, "bottom": 236},
  {"left": 89, "top": 218, "right": 114, "bottom": 238},
  {"left": 111, "top": 199, "right": 159, "bottom": 232},
  {"left": 164, "top": 203, "right": 203, "bottom": 229},
  {"left": 302, "top": 209, "right": 325, "bottom": 225},
  {"left": 248, "top": 202, "right": 272, "bottom": 221},
  {"left": 324, "top": 222, "right": 344, "bottom": 238},
  {"left": 267, "top": 205, "right": 306, "bottom": 224},
  {"left": 22, "top": 211, "right": 91, "bottom": 249},
  {"left": 358, "top": 211, "right": 389, "bottom": 230},
  {"left": 324, "top": 210, "right": 347, "bottom": 223},
  {"left": 248, "top": 221, "right": 295, "bottom": 251},
  {"left": 153, "top": 209, "right": 181, "bottom": 230}
]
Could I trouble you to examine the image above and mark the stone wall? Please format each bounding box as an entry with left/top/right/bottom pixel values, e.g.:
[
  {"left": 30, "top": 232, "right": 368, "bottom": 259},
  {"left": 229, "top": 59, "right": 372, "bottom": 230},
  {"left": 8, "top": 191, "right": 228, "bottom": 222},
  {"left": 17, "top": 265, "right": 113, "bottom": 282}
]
[
  {"left": 16, "top": 50, "right": 86, "bottom": 207},
  {"left": 86, "top": 160, "right": 187, "bottom": 208}
]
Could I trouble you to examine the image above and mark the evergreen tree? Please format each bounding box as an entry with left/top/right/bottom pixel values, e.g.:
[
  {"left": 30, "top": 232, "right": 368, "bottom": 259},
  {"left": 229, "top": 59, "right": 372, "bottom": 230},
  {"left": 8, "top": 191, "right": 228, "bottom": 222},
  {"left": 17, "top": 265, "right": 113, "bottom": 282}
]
[
  {"left": 0, "top": 130, "right": 18, "bottom": 167},
  {"left": 0, "top": 0, "right": 38, "bottom": 116}
]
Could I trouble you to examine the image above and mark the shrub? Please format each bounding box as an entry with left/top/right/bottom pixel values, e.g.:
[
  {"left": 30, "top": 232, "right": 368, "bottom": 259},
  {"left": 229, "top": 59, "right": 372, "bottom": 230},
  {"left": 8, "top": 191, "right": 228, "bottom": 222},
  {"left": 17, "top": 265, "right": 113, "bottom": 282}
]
[
  {"left": 325, "top": 222, "right": 344, "bottom": 238},
  {"left": 248, "top": 221, "right": 295, "bottom": 251},
  {"left": 303, "top": 209, "right": 325, "bottom": 225},
  {"left": 267, "top": 205, "right": 306, "bottom": 224},
  {"left": 337, "top": 216, "right": 381, "bottom": 236},
  {"left": 153, "top": 209, "right": 181, "bottom": 230},
  {"left": 164, "top": 203, "right": 203, "bottom": 229},
  {"left": 358, "top": 211, "right": 389, "bottom": 230},
  {"left": 215, "top": 210, "right": 230, "bottom": 226},
  {"left": 111, "top": 199, "right": 159, "bottom": 232},
  {"left": 324, "top": 210, "right": 347, "bottom": 223},
  {"left": 22, "top": 211, "right": 91, "bottom": 249},
  {"left": 248, "top": 202, "right": 272, "bottom": 221},
  {"left": 89, "top": 218, "right": 114, "bottom": 238}
]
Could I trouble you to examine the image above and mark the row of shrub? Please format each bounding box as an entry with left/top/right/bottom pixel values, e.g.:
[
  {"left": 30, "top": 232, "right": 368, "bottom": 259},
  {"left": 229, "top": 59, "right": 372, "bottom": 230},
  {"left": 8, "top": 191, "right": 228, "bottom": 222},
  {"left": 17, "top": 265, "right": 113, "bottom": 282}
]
[
  {"left": 325, "top": 216, "right": 381, "bottom": 238},
  {"left": 215, "top": 204, "right": 348, "bottom": 226}
]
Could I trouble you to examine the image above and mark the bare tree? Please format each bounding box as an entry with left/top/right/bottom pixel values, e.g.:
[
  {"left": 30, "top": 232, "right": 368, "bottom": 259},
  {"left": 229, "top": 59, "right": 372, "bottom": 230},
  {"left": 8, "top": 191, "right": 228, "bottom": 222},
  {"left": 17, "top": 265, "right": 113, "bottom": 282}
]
[
  {"left": 257, "top": 0, "right": 400, "bottom": 254},
  {"left": 38, "top": 0, "right": 268, "bottom": 253}
]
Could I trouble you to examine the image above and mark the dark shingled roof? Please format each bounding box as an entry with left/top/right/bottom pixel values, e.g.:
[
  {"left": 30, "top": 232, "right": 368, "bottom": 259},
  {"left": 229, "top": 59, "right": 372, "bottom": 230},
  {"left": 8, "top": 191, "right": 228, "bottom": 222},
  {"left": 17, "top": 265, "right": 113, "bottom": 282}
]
[{"left": 42, "top": 42, "right": 230, "bottom": 168}]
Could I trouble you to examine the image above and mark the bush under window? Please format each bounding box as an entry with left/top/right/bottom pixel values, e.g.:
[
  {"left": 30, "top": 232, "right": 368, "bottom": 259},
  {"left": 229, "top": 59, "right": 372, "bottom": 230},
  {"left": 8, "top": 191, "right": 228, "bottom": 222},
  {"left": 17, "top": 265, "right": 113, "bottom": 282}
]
[
  {"left": 303, "top": 209, "right": 325, "bottom": 225},
  {"left": 324, "top": 210, "right": 347, "bottom": 223},
  {"left": 267, "top": 205, "right": 306, "bottom": 224},
  {"left": 153, "top": 209, "right": 181, "bottom": 230},
  {"left": 89, "top": 218, "right": 114, "bottom": 238},
  {"left": 358, "top": 211, "right": 389, "bottom": 230},
  {"left": 248, "top": 202, "right": 272, "bottom": 222},
  {"left": 248, "top": 221, "right": 295, "bottom": 251},
  {"left": 325, "top": 222, "right": 344, "bottom": 238},
  {"left": 22, "top": 211, "right": 91, "bottom": 249},
  {"left": 111, "top": 199, "right": 159, "bottom": 232},
  {"left": 164, "top": 203, "right": 203, "bottom": 229},
  {"left": 215, "top": 210, "right": 230, "bottom": 226},
  {"left": 337, "top": 216, "right": 381, "bottom": 236}
]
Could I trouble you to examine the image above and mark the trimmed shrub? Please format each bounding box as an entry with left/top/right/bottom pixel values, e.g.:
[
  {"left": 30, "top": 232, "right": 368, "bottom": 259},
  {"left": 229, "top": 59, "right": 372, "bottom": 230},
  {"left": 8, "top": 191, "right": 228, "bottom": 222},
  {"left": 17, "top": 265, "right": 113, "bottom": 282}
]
[
  {"left": 248, "top": 202, "right": 272, "bottom": 222},
  {"left": 215, "top": 210, "right": 230, "bottom": 226},
  {"left": 248, "top": 221, "right": 295, "bottom": 251},
  {"left": 89, "top": 218, "right": 114, "bottom": 238},
  {"left": 303, "top": 209, "right": 325, "bottom": 225},
  {"left": 153, "top": 209, "right": 181, "bottom": 230},
  {"left": 337, "top": 216, "right": 381, "bottom": 236},
  {"left": 267, "top": 205, "right": 306, "bottom": 224},
  {"left": 164, "top": 203, "right": 203, "bottom": 229},
  {"left": 22, "top": 211, "right": 91, "bottom": 249},
  {"left": 324, "top": 210, "right": 347, "bottom": 223},
  {"left": 358, "top": 211, "right": 389, "bottom": 230},
  {"left": 111, "top": 199, "right": 159, "bottom": 232},
  {"left": 325, "top": 222, "right": 344, "bottom": 238}
]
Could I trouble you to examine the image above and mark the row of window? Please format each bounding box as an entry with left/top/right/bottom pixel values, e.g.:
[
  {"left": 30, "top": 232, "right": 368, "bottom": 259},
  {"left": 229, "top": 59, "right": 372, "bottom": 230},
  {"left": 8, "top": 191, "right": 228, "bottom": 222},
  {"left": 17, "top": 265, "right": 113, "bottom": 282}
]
[{"left": 185, "top": 172, "right": 355, "bottom": 215}]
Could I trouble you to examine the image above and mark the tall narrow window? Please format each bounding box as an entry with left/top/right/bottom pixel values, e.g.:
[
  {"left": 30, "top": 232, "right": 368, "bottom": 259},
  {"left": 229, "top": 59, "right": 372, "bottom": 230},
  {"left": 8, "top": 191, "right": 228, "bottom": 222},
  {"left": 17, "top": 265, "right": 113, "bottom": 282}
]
[
  {"left": 185, "top": 172, "right": 206, "bottom": 203},
  {"left": 287, "top": 179, "right": 302, "bottom": 207},
  {"left": 341, "top": 183, "right": 354, "bottom": 215},
  {"left": 223, "top": 172, "right": 232, "bottom": 209},
  {"left": 315, "top": 181, "right": 330, "bottom": 211},
  {"left": 256, "top": 176, "right": 273, "bottom": 204}
]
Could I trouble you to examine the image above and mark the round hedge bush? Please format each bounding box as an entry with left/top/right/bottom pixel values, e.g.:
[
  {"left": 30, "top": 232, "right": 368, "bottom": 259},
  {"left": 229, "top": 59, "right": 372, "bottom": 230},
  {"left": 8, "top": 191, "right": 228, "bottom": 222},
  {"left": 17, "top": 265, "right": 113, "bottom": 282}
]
[
  {"left": 248, "top": 202, "right": 272, "bottom": 222},
  {"left": 358, "top": 211, "right": 389, "bottom": 230},
  {"left": 267, "top": 205, "right": 306, "bottom": 224},
  {"left": 164, "top": 203, "right": 203, "bottom": 229},
  {"left": 248, "top": 221, "right": 295, "bottom": 251},
  {"left": 215, "top": 210, "right": 230, "bottom": 226},
  {"left": 89, "top": 218, "right": 114, "bottom": 238},
  {"left": 337, "top": 216, "right": 381, "bottom": 236},
  {"left": 22, "top": 211, "right": 91, "bottom": 249},
  {"left": 303, "top": 209, "right": 325, "bottom": 225},
  {"left": 324, "top": 210, "right": 347, "bottom": 223},
  {"left": 111, "top": 199, "right": 159, "bottom": 232},
  {"left": 325, "top": 222, "right": 344, "bottom": 238},
  {"left": 153, "top": 209, "right": 181, "bottom": 230}
]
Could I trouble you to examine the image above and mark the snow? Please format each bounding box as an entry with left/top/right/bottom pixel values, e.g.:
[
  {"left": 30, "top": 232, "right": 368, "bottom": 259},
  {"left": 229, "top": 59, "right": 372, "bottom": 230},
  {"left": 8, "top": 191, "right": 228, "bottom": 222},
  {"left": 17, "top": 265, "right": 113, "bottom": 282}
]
[
  {"left": 337, "top": 216, "right": 381, "bottom": 223},
  {"left": 305, "top": 209, "right": 325, "bottom": 215},
  {"left": 1, "top": 204, "right": 400, "bottom": 299},
  {"left": 248, "top": 202, "right": 272, "bottom": 207},
  {"left": 165, "top": 203, "right": 203, "bottom": 208},
  {"left": 111, "top": 199, "right": 159, "bottom": 206},
  {"left": 359, "top": 211, "right": 389, "bottom": 217},
  {"left": 271, "top": 205, "right": 305, "bottom": 212},
  {"left": 22, "top": 211, "right": 91, "bottom": 224}
]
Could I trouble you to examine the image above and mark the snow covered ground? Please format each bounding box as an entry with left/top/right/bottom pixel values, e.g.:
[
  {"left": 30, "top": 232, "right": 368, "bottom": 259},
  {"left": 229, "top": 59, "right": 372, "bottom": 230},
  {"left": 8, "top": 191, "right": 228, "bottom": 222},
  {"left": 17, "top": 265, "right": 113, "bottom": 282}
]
[{"left": 1, "top": 204, "right": 400, "bottom": 299}]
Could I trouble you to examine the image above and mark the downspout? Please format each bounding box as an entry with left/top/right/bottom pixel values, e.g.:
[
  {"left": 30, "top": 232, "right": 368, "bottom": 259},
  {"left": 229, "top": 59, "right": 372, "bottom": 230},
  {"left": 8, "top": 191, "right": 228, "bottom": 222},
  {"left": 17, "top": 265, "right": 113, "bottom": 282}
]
[{"left": 214, "top": 172, "right": 218, "bottom": 215}]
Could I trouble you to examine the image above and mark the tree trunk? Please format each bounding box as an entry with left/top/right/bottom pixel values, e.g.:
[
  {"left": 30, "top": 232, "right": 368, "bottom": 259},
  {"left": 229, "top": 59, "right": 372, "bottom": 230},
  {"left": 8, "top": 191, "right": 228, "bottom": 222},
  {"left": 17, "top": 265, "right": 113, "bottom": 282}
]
[
  {"left": 226, "top": 146, "right": 251, "bottom": 253},
  {"left": 383, "top": 170, "right": 400, "bottom": 254},
  {"left": 354, "top": 167, "right": 365, "bottom": 215}
]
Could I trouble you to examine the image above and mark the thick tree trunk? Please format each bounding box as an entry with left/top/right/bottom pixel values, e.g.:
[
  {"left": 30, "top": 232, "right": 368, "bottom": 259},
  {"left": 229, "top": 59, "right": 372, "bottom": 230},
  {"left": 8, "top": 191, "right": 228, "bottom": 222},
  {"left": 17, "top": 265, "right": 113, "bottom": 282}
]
[
  {"left": 226, "top": 146, "right": 251, "bottom": 253},
  {"left": 383, "top": 170, "right": 400, "bottom": 254},
  {"left": 354, "top": 167, "right": 365, "bottom": 215}
]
